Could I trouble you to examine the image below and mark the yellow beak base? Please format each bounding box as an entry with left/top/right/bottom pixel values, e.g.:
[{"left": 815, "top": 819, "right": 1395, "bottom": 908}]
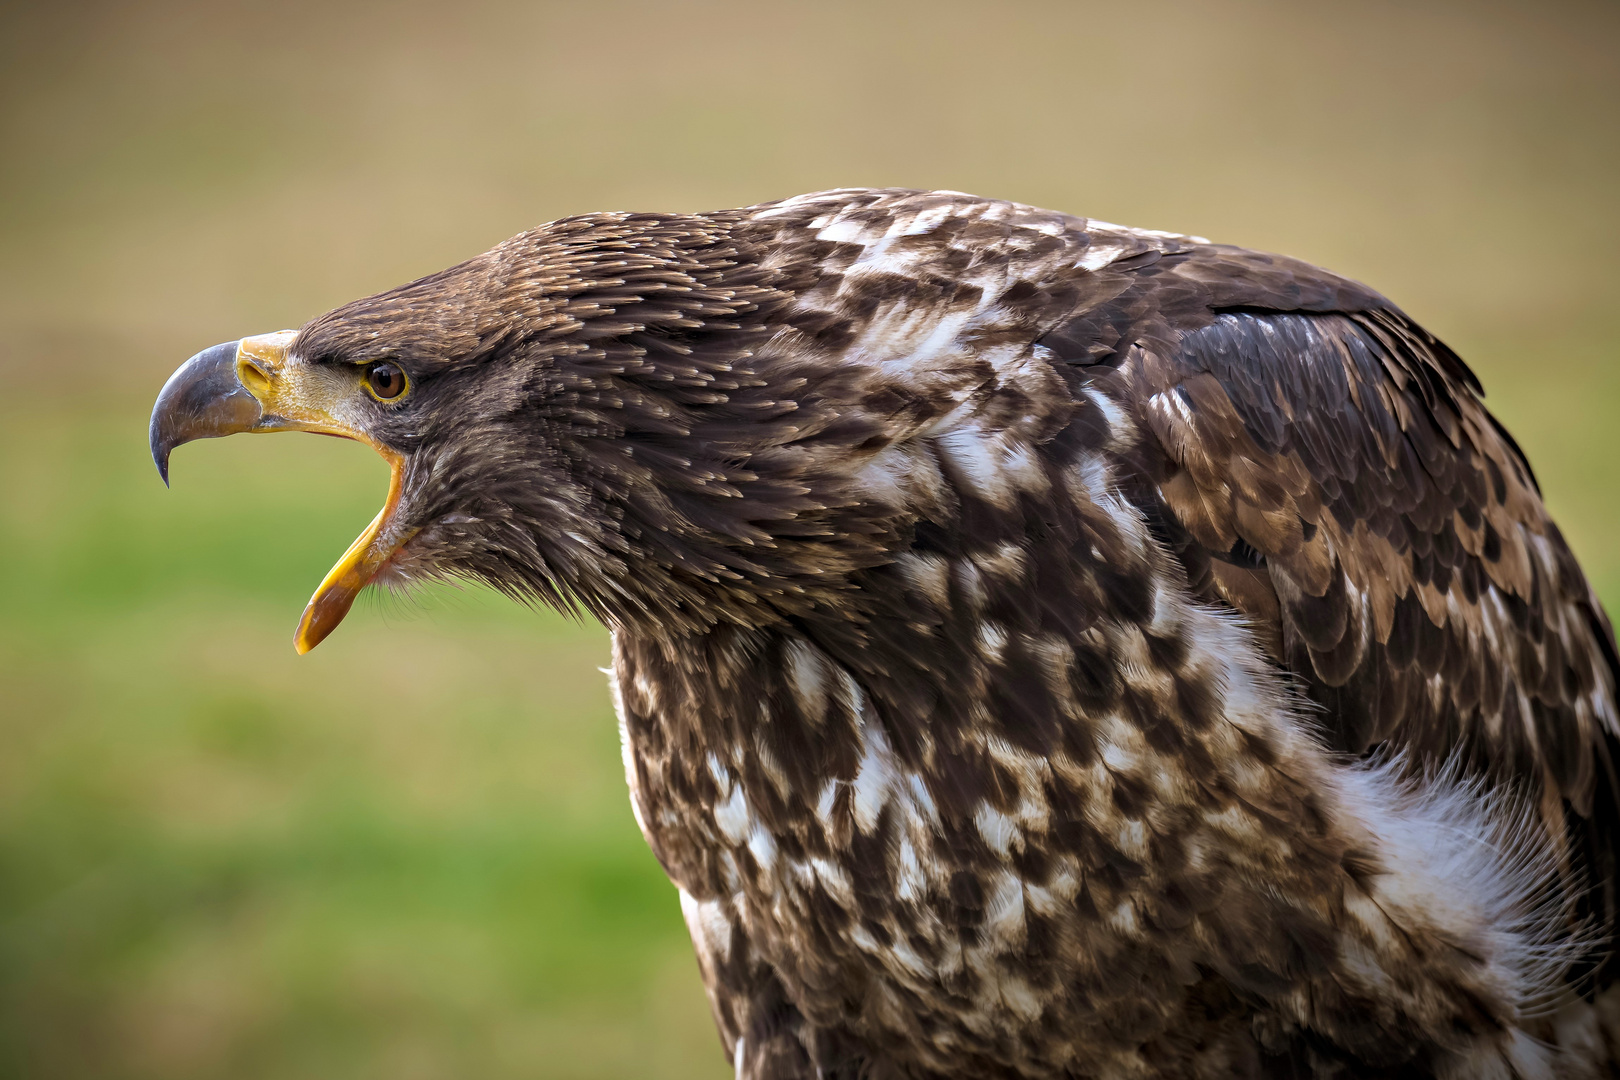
[{"left": 294, "top": 451, "right": 408, "bottom": 654}]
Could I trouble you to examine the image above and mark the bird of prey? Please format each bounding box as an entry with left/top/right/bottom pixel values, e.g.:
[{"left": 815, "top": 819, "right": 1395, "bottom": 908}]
[{"left": 150, "top": 189, "right": 1620, "bottom": 1078}]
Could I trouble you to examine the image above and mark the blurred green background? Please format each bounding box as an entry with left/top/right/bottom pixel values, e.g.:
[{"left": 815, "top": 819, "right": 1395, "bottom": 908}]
[{"left": 0, "top": 1, "right": 1616, "bottom": 1076}]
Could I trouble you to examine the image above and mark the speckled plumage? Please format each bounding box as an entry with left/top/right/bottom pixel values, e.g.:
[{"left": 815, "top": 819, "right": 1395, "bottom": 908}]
[{"left": 283, "top": 189, "right": 1620, "bottom": 1077}]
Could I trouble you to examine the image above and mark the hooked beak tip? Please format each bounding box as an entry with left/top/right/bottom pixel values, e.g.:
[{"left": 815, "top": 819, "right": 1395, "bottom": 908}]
[
  {"left": 148, "top": 339, "right": 262, "bottom": 486},
  {"left": 150, "top": 429, "right": 173, "bottom": 486}
]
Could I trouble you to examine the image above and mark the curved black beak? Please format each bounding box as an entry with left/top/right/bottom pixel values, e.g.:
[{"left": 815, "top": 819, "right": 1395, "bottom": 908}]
[
  {"left": 147, "top": 329, "right": 410, "bottom": 653},
  {"left": 149, "top": 340, "right": 263, "bottom": 485}
]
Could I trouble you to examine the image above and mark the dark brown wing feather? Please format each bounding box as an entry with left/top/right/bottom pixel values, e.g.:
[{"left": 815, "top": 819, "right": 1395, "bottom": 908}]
[{"left": 1055, "top": 244, "right": 1620, "bottom": 987}]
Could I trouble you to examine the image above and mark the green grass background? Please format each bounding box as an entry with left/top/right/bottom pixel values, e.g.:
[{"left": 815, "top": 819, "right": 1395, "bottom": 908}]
[{"left": 0, "top": 1, "right": 1616, "bottom": 1076}]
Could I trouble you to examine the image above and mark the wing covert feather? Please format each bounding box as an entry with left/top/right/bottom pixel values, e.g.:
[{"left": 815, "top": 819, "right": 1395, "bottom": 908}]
[{"left": 1058, "top": 242, "right": 1620, "bottom": 982}]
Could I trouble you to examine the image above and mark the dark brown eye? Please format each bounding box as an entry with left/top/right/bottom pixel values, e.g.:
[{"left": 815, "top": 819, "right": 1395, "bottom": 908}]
[{"left": 364, "top": 361, "right": 408, "bottom": 401}]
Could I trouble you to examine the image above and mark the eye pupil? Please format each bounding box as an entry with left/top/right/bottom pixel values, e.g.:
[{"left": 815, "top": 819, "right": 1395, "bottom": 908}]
[{"left": 368, "top": 362, "right": 406, "bottom": 399}]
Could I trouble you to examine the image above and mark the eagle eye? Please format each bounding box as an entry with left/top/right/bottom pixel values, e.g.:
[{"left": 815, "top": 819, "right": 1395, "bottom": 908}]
[{"left": 362, "top": 361, "right": 409, "bottom": 401}]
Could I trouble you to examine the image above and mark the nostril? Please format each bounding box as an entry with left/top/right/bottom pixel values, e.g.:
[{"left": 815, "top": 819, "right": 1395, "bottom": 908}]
[{"left": 235, "top": 355, "right": 274, "bottom": 395}]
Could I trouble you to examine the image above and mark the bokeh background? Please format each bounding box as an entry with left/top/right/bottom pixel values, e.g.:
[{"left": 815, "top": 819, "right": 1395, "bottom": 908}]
[{"left": 0, "top": 1, "right": 1616, "bottom": 1076}]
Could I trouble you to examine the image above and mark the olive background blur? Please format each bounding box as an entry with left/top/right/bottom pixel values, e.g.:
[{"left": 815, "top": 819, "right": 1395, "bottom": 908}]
[{"left": 0, "top": 1, "right": 1616, "bottom": 1077}]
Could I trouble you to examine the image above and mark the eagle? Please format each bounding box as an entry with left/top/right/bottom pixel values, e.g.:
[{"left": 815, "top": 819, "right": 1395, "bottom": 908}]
[{"left": 150, "top": 189, "right": 1620, "bottom": 1078}]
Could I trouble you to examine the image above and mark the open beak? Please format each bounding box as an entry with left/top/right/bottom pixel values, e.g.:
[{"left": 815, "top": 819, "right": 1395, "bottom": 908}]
[{"left": 150, "top": 331, "right": 412, "bottom": 654}]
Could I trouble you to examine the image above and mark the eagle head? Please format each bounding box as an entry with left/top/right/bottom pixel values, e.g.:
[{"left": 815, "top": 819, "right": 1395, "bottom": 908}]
[{"left": 150, "top": 211, "right": 901, "bottom": 651}]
